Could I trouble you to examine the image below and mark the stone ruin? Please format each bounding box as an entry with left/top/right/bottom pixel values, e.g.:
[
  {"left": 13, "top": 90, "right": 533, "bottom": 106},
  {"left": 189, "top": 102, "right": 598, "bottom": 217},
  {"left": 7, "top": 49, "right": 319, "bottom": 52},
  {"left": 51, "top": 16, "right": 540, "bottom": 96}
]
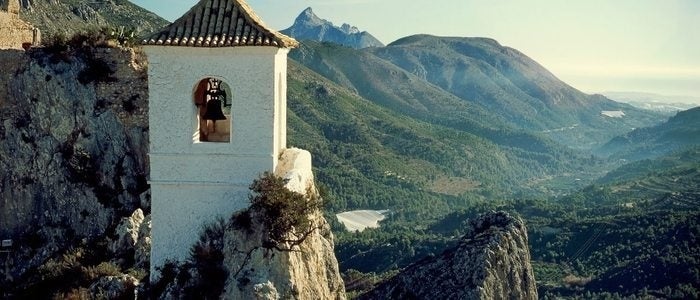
[{"left": 0, "top": 0, "right": 40, "bottom": 50}]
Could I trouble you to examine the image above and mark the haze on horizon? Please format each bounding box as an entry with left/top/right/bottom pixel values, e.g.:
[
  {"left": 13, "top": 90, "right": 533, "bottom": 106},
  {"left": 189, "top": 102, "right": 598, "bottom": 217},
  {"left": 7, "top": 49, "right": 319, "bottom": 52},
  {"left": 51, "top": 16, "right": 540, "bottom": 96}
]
[{"left": 131, "top": 0, "right": 700, "bottom": 102}]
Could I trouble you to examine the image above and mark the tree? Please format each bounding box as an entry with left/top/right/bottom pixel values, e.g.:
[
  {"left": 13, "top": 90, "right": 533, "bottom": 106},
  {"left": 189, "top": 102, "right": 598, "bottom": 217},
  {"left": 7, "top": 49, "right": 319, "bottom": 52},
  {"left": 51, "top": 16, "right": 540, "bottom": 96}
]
[{"left": 248, "top": 172, "right": 322, "bottom": 251}]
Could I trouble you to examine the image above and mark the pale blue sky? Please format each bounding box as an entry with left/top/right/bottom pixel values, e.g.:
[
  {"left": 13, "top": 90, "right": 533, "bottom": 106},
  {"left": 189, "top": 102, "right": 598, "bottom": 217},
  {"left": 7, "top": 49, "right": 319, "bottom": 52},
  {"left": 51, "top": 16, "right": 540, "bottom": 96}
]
[{"left": 131, "top": 0, "right": 700, "bottom": 100}]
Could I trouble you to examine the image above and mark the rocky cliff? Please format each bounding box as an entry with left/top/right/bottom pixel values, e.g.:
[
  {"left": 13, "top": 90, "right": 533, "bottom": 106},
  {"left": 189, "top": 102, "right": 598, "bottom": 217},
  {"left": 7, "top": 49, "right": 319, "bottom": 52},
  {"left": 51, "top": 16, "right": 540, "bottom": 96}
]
[
  {"left": 358, "top": 211, "right": 537, "bottom": 300},
  {"left": 0, "top": 45, "right": 150, "bottom": 297},
  {"left": 20, "top": 0, "right": 168, "bottom": 38}
]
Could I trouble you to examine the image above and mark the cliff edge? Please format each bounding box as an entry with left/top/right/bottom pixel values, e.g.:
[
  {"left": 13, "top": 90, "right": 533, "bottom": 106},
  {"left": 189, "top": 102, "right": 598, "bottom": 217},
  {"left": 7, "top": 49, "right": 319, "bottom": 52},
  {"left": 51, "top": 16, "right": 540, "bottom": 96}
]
[{"left": 359, "top": 211, "right": 537, "bottom": 300}]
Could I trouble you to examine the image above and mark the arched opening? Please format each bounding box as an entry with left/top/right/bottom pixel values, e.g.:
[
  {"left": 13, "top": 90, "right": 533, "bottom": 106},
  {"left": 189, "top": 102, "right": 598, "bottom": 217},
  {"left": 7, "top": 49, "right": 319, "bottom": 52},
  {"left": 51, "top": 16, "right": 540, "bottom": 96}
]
[{"left": 193, "top": 77, "right": 231, "bottom": 143}]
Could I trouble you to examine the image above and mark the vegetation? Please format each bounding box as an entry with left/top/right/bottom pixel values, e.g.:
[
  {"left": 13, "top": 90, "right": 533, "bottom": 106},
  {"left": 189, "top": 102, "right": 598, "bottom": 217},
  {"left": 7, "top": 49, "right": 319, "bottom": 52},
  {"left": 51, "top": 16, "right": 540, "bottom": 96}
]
[
  {"left": 331, "top": 147, "right": 700, "bottom": 298},
  {"left": 38, "top": 28, "right": 137, "bottom": 85},
  {"left": 11, "top": 242, "right": 145, "bottom": 299},
  {"left": 287, "top": 61, "right": 604, "bottom": 223},
  {"left": 150, "top": 219, "right": 228, "bottom": 300},
  {"left": 248, "top": 172, "right": 322, "bottom": 250},
  {"left": 283, "top": 46, "right": 698, "bottom": 298},
  {"left": 596, "top": 107, "right": 700, "bottom": 160}
]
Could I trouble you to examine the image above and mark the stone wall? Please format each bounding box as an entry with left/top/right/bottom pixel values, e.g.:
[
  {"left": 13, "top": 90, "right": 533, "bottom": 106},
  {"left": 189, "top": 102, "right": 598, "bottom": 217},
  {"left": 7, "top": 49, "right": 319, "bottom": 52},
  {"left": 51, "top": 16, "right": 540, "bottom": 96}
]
[{"left": 0, "top": 1, "right": 41, "bottom": 50}]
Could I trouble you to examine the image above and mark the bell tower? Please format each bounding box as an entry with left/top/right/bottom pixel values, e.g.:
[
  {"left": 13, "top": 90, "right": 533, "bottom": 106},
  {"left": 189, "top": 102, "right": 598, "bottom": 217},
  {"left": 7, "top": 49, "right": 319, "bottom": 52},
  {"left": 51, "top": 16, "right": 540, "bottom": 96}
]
[{"left": 142, "top": 0, "right": 298, "bottom": 276}]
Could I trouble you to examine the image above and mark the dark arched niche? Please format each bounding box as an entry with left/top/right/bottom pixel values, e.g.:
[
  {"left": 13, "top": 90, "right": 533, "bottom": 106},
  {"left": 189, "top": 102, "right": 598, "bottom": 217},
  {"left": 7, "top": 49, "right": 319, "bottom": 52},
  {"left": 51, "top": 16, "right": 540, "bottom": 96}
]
[{"left": 193, "top": 77, "right": 231, "bottom": 143}]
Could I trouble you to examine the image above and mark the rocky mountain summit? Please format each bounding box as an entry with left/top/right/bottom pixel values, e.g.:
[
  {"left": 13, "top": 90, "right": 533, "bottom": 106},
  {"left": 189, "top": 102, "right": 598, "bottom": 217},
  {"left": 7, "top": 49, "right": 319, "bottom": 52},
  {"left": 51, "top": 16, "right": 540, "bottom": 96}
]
[
  {"left": 282, "top": 7, "right": 384, "bottom": 49},
  {"left": 359, "top": 211, "right": 537, "bottom": 300}
]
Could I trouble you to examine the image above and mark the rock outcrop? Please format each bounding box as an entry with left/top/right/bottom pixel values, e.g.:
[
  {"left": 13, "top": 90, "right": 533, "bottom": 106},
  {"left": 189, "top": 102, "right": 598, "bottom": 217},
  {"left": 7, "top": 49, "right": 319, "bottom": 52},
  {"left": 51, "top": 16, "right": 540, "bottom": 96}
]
[
  {"left": 221, "top": 208, "right": 345, "bottom": 300},
  {"left": 19, "top": 0, "right": 168, "bottom": 38},
  {"left": 0, "top": 45, "right": 150, "bottom": 291},
  {"left": 109, "top": 208, "right": 151, "bottom": 268},
  {"left": 282, "top": 7, "right": 384, "bottom": 49},
  {"left": 359, "top": 211, "right": 537, "bottom": 300}
]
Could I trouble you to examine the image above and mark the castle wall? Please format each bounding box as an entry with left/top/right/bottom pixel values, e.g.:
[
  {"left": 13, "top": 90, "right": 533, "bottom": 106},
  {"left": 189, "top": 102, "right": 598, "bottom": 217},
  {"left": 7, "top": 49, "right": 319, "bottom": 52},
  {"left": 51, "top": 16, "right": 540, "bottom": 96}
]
[
  {"left": 145, "top": 46, "right": 290, "bottom": 274},
  {"left": 0, "top": 10, "right": 40, "bottom": 50}
]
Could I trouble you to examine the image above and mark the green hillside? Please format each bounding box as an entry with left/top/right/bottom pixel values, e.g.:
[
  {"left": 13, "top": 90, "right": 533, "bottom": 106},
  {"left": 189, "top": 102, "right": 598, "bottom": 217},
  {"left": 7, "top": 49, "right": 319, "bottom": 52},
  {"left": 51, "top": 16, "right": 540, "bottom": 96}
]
[
  {"left": 368, "top": 35, "right": 662, "bottom": 150},
  {"left": 286, "top": 61, "right": 595, "bottom": 217},
  {"left": 596, "top": 107, "right": 700, "bottom": 160},
  {"left": 290, "top": 42, "right": 596, "bottom": 160},
  {"left": 335, "top": 148, "right": 700, "bottom": 298}
]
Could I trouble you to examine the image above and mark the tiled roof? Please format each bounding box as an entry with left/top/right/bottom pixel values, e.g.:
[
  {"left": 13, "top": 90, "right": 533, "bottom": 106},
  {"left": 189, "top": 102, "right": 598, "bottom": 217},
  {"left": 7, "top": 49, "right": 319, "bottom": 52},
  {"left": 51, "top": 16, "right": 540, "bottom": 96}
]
[{"left": 142, "top": 0, "right": 298, "bottom": 48}]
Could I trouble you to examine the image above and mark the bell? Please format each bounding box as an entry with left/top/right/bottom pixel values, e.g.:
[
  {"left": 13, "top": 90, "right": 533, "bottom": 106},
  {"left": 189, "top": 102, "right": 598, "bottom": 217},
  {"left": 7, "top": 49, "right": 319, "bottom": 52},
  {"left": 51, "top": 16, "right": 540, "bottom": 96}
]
[{"left": 202, "top": 99, "right": 226, "bottom": 121}]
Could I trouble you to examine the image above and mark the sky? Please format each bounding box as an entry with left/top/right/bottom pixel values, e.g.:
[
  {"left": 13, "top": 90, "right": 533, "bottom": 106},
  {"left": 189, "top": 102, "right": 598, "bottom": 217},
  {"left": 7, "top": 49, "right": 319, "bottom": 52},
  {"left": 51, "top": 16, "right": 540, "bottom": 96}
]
[{"left": 131, "top": 0, "right": 700, "bottom": 101}]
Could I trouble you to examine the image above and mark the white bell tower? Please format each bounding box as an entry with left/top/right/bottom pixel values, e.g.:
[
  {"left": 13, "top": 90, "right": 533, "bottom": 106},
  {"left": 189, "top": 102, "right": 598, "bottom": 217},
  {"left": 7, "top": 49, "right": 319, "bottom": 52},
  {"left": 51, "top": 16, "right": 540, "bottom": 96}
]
[{"left": 142, "top": 0, "right": 298, "bottom": 276}]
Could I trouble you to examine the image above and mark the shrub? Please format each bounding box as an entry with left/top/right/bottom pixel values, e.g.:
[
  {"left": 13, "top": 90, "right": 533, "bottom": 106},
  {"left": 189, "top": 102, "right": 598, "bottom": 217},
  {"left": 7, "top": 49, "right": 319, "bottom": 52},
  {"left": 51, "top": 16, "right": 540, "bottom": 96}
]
[
  {"left": 187, "top": 219, "right": 228, "bottom": 298},
  {"left": 249, "top": 172, "right": 322, "bottom": 250}
]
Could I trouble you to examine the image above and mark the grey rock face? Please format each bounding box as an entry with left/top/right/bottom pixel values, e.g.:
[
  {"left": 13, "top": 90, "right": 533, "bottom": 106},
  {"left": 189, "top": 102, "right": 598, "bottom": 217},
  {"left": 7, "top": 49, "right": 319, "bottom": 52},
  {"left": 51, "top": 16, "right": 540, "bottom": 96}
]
[
  {"left": 221, "top": 210, "right": 346, "bottom": 300},
  {"left": 109, "top": 208, "right": 150, "bottom": 268},
  {"left": 20, "top": 0, "right": 168, "bottom": 38},
  {"left": 89, "top": 274, "right": 139, "bottom": 299},
  {"left": 0, "top": 46, "right": 149, "bottom": 282},
  {"left": 282, "top": 7, "right": 384, "bottom": 49},
  {"left": 359, "top": 211, "right": 537, "bottom": 300}
]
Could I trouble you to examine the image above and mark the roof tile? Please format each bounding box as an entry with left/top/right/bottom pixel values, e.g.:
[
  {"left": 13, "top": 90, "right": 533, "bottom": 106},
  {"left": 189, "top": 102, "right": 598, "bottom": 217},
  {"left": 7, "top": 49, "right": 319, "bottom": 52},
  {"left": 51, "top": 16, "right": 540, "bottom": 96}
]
[{"left": 143, "top": 0, "right": 297, "bottom": 48}]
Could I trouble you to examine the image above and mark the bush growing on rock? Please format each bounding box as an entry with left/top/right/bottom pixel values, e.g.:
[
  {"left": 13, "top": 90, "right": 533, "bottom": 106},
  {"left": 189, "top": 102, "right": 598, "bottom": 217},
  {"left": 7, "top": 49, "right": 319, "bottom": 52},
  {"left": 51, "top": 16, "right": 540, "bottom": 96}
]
[{"left": 248, "top": 172, "right": 322, "bottom": 250}]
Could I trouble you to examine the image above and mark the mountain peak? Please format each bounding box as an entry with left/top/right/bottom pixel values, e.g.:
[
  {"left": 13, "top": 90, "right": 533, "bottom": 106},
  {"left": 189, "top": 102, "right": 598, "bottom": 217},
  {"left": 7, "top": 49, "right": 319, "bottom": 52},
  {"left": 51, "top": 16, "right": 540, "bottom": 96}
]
[
  {"left": 282, "top": 7, "right": 384, "bottom": 49},
  {"left": 301, "top": 6, "right": 314, "bottom": 15},
  {"left": 295, "top": 6, "right": 324, "bottom": 26}
]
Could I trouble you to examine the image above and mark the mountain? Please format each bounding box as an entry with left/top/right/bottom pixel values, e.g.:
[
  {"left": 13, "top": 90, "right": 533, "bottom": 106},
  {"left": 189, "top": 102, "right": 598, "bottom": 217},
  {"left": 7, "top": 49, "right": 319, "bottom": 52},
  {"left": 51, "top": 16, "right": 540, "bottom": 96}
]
[
  {"left": 290, "top": 41, "right": 588, "bottom": 156},
  {"left": 20, "top": 0, "right": 168, "bottom": 38},
  {"left": 282, "top": 7, "right": 384, "bottom": 49},
  {"left": 367, "top": 35, "right": 662, "bottom": 149},
  {"left": 603, "top": 91, "right": 700, "bottom": 113},
  {"left": 285, "top": 57, "right": 594, "bottom": 216},
  {"left": 281, "top": 10, "right": 663, "bottom": 151},
  {"left": 596, "top": 107, "right": 700, "bottom": 160}
]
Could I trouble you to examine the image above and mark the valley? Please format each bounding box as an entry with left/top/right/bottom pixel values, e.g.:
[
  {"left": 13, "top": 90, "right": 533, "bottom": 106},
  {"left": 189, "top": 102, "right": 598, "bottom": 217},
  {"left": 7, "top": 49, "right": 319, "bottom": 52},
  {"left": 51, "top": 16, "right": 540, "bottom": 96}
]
[{"left": 282, "top": 15, "right": 699, "bottom": 299}]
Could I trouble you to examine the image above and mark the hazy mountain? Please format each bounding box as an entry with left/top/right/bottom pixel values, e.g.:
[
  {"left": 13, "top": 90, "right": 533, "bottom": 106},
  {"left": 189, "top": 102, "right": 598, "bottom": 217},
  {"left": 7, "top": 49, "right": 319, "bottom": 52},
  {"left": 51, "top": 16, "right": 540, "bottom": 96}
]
[
  {"left": 603, "top": 91, "right": 699, "bottom": 113},
  {"left": 282, "top": 7, "right": 384, "bottom": 49},
  {"left": 368, "top": 35, "right": 662, "bottom": 149},
  {"left": 20, "top": 0, "right": 168, "bottom": 38},
  {"left": 596, "top": 107, "right": 700, "bottom": 160}
]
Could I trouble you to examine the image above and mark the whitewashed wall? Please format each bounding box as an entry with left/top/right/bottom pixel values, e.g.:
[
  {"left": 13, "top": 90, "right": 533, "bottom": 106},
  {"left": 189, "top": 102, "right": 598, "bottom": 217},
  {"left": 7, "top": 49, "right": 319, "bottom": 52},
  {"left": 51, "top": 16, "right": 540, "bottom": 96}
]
[{"left": 144, "top": 46, "right": 290, "bottom": 276}]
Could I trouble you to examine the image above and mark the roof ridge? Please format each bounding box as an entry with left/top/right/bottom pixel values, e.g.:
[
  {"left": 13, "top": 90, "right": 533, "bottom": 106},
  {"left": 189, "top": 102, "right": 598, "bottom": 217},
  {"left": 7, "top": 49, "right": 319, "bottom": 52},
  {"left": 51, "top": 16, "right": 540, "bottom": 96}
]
[{"left": 143, "top": 0, "right": 298, "bottom": 48}]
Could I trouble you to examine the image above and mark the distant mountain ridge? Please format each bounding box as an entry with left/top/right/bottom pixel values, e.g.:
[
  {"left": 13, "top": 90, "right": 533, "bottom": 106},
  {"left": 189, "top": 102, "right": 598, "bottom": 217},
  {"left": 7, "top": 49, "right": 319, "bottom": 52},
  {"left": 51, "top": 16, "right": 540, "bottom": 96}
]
[
  {"left": 19, "top": 0, "right": 168, "bottom": 38},
  {"left": 369, "top": 35, "right": 662, "bottom": 149},
  {"left": 282, "top": 7, "right": 384, "bottom": 49},
  {"left": 291, "top": 36, "right": 662, "bottom": 151}
]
